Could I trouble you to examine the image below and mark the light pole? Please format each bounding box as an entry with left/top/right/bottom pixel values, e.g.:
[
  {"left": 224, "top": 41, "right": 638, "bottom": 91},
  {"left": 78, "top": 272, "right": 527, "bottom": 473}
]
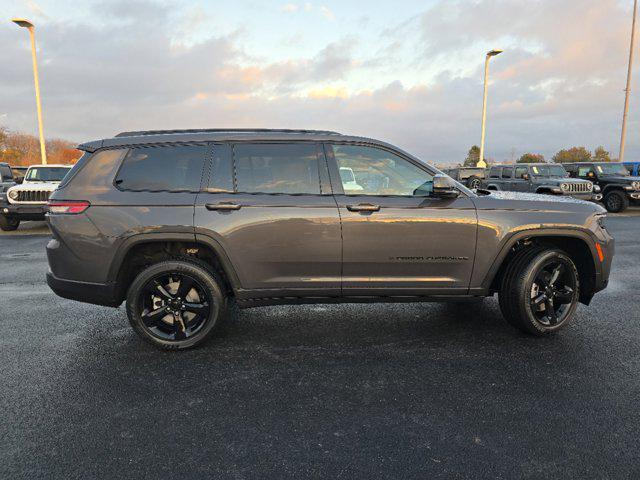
[
  {"left": 12, "top": 18, "right": 47, "bottom": 165},
  {"left": 619, "top": 0, "right": 638, "bottom": 163},
  {"left": 478, "top": 49, "right": 503, "bottom": 168}
]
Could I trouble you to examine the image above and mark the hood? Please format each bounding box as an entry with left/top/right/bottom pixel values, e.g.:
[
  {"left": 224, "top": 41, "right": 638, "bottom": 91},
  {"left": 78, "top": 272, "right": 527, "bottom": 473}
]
[
  {"left": 8, "top": 181, "right": 61, "bottom": 191},
  {"left": 599, "top": 175, "right": 640, "bottom": 184},
  {"left": 473, "top": 190, "right": 605, "bottom": 214},
  {"left": 534, "top": 177, "right": 589, "bottom": 186}
]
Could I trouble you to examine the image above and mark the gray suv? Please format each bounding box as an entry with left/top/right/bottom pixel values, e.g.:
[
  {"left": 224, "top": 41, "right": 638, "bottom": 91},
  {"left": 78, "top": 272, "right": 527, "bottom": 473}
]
[
  {"left": 46, "top": 129, "right": 614, "bottom": 350},
  {"left": 483, "top": 163, "right": 602, "bottom": 201}
]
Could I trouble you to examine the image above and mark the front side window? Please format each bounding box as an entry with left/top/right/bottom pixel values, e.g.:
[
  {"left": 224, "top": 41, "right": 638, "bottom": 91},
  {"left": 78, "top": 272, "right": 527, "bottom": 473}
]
[
  {"left": 115, "top": 144, "right": 206, "bottom": 192},
  {"left": 25, "top": 167, "right": 71, "bottom": 182},
  {"left": 234, "top": 143, "right": 321, "bottom": 194},
  {"left": 331, "top": 144, "right": 433, "bottom": 196},
  {"left": 515, "top": 166, "right": 528, "bottom": 179}
]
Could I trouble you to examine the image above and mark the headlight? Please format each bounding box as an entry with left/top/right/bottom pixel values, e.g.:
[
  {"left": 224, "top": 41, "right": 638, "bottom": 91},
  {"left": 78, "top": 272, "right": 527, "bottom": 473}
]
[
  {"left": 632, "top": 181, "right": 640, "bottom": 190},
  {"left": 560, "top": 183, "right": 570, "bottom": 191},
  {"left": 8, "top": 190, "right": 19, "bottom": 200},
  {"left": 593, "top": 184, "right": 601, "bottom": 193}
]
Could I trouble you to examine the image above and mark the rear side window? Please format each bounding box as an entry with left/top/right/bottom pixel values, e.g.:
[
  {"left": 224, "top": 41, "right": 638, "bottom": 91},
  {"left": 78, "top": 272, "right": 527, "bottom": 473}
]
[
  {"left": 0, "top": 165, "right": 13, "bottom": 181},
  {"left": 501, "top": 167, "right": 513, "bottom": 179},
  {"left": 115, "top": 144, "right": 206, "bottom": 192},
  {"left": 489, "top": 167, "right": 502, "bottom": 178},
  {"left": 234, "top": 143, "right": 321, "bottom": 194}
]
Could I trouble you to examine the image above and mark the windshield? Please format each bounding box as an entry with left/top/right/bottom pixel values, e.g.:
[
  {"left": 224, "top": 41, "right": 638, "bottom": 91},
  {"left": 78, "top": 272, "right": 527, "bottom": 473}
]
[
  {"left": 531, "top": 165, "right": 567, "bottom": 177},
  {"left": 25, "top": 167, "right": 71, "bottom": 182},
  {"left": 594, "top": 163, "right": 629, "bottom": 176}
]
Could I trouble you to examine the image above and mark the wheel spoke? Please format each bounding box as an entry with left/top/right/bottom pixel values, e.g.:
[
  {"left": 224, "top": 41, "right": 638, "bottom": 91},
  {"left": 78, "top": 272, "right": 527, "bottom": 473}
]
[
  {"left": 183, "top": 301, "right": 209, "bottom": 316},
  {"left": 549, "top": 264, "right": 564, "bottom": 286},
  {"left": 555, "top": 286, "right": 574, "bottom": 304},
  {"left": 173, "top": 313, "right": 187, "bottom": 340},
  {"left": 531, "top": 293, "right": 547, "bottom": 309},
  {"left": 538, "top": 271, "right": 551, "bottom": 288},
  {"left": 154, "top": 281, "right": 173, "bottom": 300},
  {"left": 142, "top": 306, "right": 168, "bottom": 327},
  {"left": 176, "top": 275, "right": 195, "bottom": 299},
  {"left": 545, "top": 299, "right": 558, "bottom": 325}
]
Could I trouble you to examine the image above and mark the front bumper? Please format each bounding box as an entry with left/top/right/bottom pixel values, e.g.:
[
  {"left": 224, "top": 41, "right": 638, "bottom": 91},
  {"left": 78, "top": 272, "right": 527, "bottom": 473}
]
[{"left": 1, "top": 202, "right": 48, "bottom": 220}]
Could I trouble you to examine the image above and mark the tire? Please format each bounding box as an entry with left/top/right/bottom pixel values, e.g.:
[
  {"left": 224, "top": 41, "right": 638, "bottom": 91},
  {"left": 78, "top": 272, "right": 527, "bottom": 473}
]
[
  {"left": 0, "top": 215, "right": 20, "bottom": 231},
  {"left": 603, "top": 190, "right": 628, "bottom": 213},
  {"left": 499, "top": 248, "right": 580, "bottom": 336},
  {"left": 466, "top": 176, "right": 482, "bottom": 190},
  {"left": 126, "top": 259, "right": 227, "bottom": 350}
]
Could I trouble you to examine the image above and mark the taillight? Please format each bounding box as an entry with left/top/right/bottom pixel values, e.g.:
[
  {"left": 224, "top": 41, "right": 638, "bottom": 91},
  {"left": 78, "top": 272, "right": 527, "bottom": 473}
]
[{"left": 47, "top": 200, "right": 90, "bottom": 214}]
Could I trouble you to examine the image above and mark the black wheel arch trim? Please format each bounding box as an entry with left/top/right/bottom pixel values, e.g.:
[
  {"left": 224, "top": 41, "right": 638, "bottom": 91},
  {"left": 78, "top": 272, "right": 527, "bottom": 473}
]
[
  {"left": 480, "top": 227, "right": 602, "bottom": 292},
  {"left": 106, "top": 231, "right": 243, "bottom": 295}
]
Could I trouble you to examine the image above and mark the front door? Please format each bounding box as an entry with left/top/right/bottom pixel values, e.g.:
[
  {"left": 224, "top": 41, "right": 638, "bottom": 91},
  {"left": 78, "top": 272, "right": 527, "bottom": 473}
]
[
  {"left": 512, "top": 165, "right": 530, "bottom": 191},
  {"left": 326, "top": 143, "right": 478, "bottom": 296},
  {"left": 194, "top": 142, "right": 342, "bottom": 299}
]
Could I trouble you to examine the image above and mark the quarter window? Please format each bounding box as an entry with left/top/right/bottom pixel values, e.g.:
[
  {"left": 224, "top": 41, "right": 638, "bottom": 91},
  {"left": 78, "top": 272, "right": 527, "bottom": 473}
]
[
  {"left": 115, "top": 145, "right": 206, "bottom": 192},
  {"left": 331, "top": 144, "right": 433, "bottom": 196},
  {"left": 234, "top": 143, "right": 321, "bottom": 194}
]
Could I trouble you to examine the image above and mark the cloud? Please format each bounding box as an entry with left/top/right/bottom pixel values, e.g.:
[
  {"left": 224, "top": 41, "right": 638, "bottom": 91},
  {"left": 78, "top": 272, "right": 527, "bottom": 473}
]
[
  {"left": 319, "top": 6, "right": 335, "bottom": 21},
  {"left": 1, "top": 0, "right": 638, "bottom": 164},
  {"left": 281, "top": 3, "right": 298, "bottom": 13}
]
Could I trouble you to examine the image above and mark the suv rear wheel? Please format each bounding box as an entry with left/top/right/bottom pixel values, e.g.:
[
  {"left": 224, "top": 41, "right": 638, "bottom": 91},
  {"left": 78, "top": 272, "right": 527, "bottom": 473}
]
[
  {"left": 499, "top": 247, "right": 579, "bottom": 335},
  {"left": 126, "top": 259, "right": 226, "bottom": 350},
  {"left": 466, "top": 176, "right": 482, "bottom": 189},
  {"left": 0, "top": 215, "right": 20, "bottom": 231},
  {"left": 603, "top": 190, "right": 628, "bottom": 213}
]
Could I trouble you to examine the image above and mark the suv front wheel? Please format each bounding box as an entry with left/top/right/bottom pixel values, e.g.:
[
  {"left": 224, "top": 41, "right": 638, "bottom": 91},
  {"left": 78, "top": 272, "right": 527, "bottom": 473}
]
[
  {"left": 603, "top": 190, "right": 628, "bottom": 213},
  {"left": 126, "top": 259, "right": 226, "bottom": 350},
  {"left": 499, "top": 247, "right": 580, "bottom": 335}
]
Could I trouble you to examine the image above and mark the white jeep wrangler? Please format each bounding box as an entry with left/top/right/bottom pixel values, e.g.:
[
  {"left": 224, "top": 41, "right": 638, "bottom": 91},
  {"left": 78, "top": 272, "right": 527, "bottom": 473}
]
[{"left": 1, "top": 164, "right": 71, "bottom": 231}]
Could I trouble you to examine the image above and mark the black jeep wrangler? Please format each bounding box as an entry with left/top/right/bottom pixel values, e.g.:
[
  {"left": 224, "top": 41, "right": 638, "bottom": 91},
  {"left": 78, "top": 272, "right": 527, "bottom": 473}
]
[{"left": 564, "top": 162, "right": 640, "bottom": 213}]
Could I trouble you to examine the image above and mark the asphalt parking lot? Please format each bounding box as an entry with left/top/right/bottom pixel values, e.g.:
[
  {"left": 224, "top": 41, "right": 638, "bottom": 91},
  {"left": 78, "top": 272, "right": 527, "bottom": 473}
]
[{"left": 1, "top": 215, "right": 639, "bottom": 479}]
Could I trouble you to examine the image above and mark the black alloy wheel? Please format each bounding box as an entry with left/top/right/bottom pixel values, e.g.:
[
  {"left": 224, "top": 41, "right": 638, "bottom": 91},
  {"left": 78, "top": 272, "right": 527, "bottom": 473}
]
[
  {"left": 527, "top": 257, "right": 577, "bottom": 328},
  {"left": 126, "top": 260, "right": 225, "bottom": 350}
]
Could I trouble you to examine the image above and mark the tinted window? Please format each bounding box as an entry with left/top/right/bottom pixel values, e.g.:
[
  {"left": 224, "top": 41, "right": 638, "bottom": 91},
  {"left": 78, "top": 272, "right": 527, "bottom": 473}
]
[
  {"left": 489, "top": 167, "right": 502, "bottom": 178},
  {"left": 0, "top": 165, "right": 13, "bottom": 180},
  {"left": 115, "top": 145, "right": 206, "bottom": 192},
  {"left": 207, "top": 144, "right": 234, "bottom": 193},
  {"left": 331, "top": 144, "right": 433, "bottom": 196},
  {"left": 502, "top": 167, "right": 513, "bottom": 179},
  {"left": 235, "top": 143, "right": 321, "bottom": 194}
]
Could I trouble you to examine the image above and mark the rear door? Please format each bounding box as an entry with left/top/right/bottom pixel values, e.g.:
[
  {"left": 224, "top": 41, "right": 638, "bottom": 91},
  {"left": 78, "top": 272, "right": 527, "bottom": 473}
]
[
  {"left": 512, "top": 166, "right": 530, "bottom": 191},
  {"left": 194, "top": 142, "right": 342, "bottom": 299},
  {"left": 326, "top": 143, "right": 477, "bottom": 296}
]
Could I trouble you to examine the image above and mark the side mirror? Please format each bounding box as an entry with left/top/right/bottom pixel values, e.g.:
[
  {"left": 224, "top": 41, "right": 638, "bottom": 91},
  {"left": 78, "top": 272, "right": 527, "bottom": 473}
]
[
  {"left": 522, "top": 173, "right": 530, "bottom": 181},
  {"left": 587, "top": 171, "right": 595, "bottom": 178},
  {"left": 15, "top": 177, "right": 23, "bottom": 184},
  {"left": 432, "top": 174, "right": 459, "bottom": 198}
]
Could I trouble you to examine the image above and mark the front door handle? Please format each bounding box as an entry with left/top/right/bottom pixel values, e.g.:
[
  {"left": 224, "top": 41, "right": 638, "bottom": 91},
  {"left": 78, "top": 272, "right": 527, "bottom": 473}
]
[
  {"left": 205, "top": 202, "right": 242, "bottom": 211},
  {"left": 346, "top": 203, "right": 380, "bottom": 212}
]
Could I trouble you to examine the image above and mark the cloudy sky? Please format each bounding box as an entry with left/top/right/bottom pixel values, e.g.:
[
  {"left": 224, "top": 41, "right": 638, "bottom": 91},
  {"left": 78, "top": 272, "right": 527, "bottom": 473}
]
[{"left": 1, "top": 0, "right": 639, "bottom": 163}]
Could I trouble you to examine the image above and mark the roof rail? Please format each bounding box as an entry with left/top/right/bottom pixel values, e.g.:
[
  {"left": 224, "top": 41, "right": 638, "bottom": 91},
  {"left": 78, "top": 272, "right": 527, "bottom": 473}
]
[{"left": 115, "top": 128, "right": 341, "bottom": 138}]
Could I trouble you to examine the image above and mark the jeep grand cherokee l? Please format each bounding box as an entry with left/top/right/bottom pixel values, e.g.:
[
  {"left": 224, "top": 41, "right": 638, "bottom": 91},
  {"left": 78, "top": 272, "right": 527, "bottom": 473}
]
[{"left": 46, "top": 129, "right": 614, "bottom": 350}]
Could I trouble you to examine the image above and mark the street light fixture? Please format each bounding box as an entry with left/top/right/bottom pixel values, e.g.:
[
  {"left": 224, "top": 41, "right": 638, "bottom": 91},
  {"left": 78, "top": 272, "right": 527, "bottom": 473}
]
[
  {"left": 12, "top": 18, "right": 47, "bottom": 165},
  {"left": 478, "top": 49, "right": 503, "bottom": 168}
]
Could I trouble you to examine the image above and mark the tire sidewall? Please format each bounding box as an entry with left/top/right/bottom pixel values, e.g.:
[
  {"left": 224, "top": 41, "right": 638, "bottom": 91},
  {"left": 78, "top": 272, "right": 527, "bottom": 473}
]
[
  {"left": 0, "top": 215, "right": 19, "bottom": 231},
  {"left": 518, "top": 250, "right": 580, "bottom": 334},
  {"left": 126, "top": 260, "right": 225, "bottom": 350}
]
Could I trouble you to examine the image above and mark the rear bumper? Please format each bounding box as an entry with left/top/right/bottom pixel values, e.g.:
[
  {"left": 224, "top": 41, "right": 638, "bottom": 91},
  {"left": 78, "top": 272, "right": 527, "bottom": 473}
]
[
  {"left": 1, "top": 203, "right": 48, "bottom": 221},
  {"left": 46, "top": 271, "right": 121, "bottom": 307}
]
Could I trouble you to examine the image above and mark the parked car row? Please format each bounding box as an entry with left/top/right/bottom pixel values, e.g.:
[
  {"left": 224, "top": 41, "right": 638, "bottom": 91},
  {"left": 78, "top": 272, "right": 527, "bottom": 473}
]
[
  {"left": 0, "top": 162, "right": 72, "bottom": 231},
  {"left": 446, "top": 162, "right": 640, "bottom": 213}
]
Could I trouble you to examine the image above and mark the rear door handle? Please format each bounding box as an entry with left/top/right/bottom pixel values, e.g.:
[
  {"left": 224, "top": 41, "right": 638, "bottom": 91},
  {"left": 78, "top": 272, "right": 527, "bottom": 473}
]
[
  {"left": 205, "top": 202, "right": 242, "bottom": 211},
  {"left": 346, "top": 203, "right": 380, "bottom": 212}
]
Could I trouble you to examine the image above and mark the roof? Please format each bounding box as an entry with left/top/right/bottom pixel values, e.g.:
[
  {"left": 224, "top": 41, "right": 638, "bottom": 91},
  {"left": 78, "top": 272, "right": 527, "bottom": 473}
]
[
  {"left": 26, "top": 164, "right": 72, "bottom": 168},
  {"left": 492, "top": 163, "right": 563, "bottom": 168},
  {"left": 77, "top": 128, "right": 396, "bottom": 153}
]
